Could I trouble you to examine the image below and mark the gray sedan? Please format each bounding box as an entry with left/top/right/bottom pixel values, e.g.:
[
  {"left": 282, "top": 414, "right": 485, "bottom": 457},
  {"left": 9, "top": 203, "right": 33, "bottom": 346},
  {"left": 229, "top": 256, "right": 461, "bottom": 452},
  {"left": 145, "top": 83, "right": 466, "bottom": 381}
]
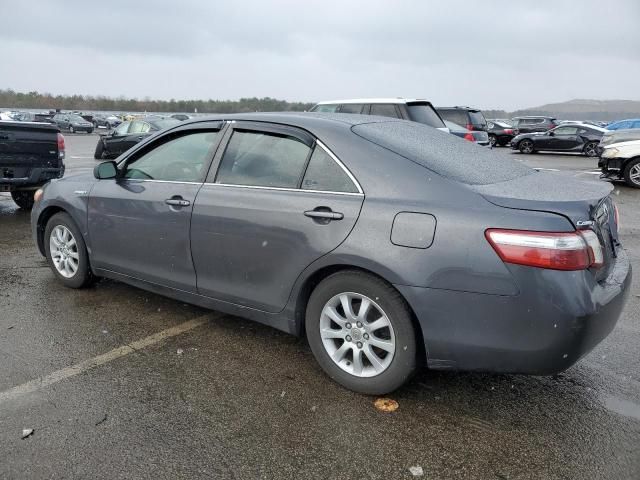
[{"left": 31, "top": 113, "right": 631, "bottom": 394}]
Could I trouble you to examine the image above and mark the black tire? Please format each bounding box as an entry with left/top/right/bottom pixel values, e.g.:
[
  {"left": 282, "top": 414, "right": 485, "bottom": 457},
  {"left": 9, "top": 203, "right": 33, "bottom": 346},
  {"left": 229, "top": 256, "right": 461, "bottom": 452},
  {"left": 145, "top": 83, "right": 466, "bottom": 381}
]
[
  {"left": 44, "top": 212, "right": 95, "bottom": 288},
  {"left": 94, "top": 139, "right": 105, "bottom": 159},
  {"left": 306, "top": 270, "right": 418, "bottom": 395},
  {"left": 518, "top": 139, "right": 535, "bottom": 154},
  {"left": 10, "top": 190, "right": 34, "bottom": 210},
  {"left": 489, "top": 135, "right": 497, "bottom": 147},
  {"left": 584, "top": 142, "right": 599, "bottom": 157},
  {"left": 623, "top": 158, "right": 640, "bottom": 189},
  {"left": 88, "top": 129, "right": 94, "bottom": 134}
]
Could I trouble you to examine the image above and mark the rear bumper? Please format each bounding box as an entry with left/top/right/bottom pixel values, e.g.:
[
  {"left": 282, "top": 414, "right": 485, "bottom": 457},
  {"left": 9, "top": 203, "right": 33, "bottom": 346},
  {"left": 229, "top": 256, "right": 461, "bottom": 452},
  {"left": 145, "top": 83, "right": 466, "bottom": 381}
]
[
  {"left": 396, "top": 248, "right": 632, "bottom": 374},
  {"left": 0, "top": 167, "right": 64, "bottom": 191}
]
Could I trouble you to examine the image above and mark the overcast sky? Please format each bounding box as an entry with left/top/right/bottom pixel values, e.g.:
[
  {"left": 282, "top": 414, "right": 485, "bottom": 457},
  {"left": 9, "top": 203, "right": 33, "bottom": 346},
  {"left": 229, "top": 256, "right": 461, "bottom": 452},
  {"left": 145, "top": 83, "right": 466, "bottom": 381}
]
[{"left": 1, "top": 0, "right": 639, "bottom": 110}]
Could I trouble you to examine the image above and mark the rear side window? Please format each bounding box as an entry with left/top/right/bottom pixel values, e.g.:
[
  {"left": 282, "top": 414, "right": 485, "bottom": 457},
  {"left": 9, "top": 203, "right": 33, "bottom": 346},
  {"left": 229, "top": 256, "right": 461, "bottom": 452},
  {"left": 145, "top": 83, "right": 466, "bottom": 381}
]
[
  {"left": 468, "top": 111, "right": 487, "bottom": 127},
  {"left": 370, "top": 104, "right": 400, "bottom": 118},
  {"left": 339, "top": 104, "right": 365, "bottom": 114},
  {"left": 216, "top": 130, "right": 311, "bottom": 188},
  {"left": 406, "top": 103, "right": 445, "bottom": 128},
  {"left": 301, "top": 146, "right": 359, "bottom": 193}
]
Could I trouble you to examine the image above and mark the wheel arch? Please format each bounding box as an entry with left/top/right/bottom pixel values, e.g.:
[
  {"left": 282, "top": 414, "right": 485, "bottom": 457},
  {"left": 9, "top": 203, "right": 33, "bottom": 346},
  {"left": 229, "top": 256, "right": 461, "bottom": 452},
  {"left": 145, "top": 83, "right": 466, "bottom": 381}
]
[
  {"left": 36, "top": 206, "right": 67, "bottom": 256},
  {"left": 290, "top": 263, "right": 426, "bottom": 357}
]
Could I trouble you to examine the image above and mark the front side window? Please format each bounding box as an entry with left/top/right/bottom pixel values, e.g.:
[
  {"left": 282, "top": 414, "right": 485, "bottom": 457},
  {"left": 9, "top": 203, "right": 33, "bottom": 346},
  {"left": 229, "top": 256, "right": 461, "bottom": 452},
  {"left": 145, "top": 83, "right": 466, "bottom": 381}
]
[
  {"left": 216, "top": 130, "right": 311, "bottom": 188},
  {"left": 370, "top": 104, "right": 400, "bottom": 118},
  {"left": 114, "top": 122, "right": 130, "bottom": 136},
  {"left": 301, "top": 146, "right": 359, "bottom": 193},
  {"left": 124, "top": 131, "right": 220, "bottom": 182},
  {"left": 312, "top": 104, "right": 339, "bottom": 113},
  {"left": 553, "top": 126, "right": 578, "bottom": 135},
  {"left": 339, "top": 104, "right": 365, "bottom": 114}
]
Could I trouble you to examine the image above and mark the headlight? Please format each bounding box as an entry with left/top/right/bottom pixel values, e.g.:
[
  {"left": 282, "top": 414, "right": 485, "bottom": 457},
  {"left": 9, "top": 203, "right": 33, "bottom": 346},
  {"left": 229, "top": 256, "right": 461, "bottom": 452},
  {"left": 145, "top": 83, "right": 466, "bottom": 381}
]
[
  {"left": 602, "top": 147, "right": 619, "bottom": 158},
  {"left": 34, "top": 188, "right": 44, "bottom": 203}
]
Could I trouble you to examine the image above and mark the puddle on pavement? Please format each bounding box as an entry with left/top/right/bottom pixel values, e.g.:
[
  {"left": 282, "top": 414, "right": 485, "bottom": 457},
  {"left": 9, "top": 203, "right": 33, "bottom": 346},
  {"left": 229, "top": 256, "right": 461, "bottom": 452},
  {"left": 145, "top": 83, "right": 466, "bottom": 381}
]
[{"left": 602, "top": 394, "right": 640, "bottom": 421}]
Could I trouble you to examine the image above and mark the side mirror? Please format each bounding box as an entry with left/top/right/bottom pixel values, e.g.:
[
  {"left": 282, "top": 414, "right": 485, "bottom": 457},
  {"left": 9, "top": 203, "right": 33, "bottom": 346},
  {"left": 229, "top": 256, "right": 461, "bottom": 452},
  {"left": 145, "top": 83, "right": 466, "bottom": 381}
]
[{"left": 94, "top": 161, "right": 118, "bottom": 180}]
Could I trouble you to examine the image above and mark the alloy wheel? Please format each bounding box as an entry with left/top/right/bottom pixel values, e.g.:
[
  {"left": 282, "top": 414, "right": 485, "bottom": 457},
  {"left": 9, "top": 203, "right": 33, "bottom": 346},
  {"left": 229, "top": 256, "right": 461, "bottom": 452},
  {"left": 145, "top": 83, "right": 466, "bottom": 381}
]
[
  {"left": 584, "top": 143, "right": 598, "bottom": 157},
  {"left": 49, "top": 225, "right": 79, "bottom": 278},
  {"left": 319, "top": 292, "right": 396, "bottom": 377},
  {"left": 630, "top": 164, "right": 640, "bottom": 186},
  {"left": 520, "top": 140, "right": 533, "bottom": 154}
]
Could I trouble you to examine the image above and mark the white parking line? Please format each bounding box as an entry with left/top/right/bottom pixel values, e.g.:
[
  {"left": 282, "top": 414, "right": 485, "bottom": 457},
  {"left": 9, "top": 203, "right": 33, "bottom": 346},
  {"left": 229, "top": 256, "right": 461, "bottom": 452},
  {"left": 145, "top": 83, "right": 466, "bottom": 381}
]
[
  {"left": 70, "top": 156, "right": 94, "bottom": 159},
  {"left": 0, "top": 314, "right": 216, "bottom": 404}
]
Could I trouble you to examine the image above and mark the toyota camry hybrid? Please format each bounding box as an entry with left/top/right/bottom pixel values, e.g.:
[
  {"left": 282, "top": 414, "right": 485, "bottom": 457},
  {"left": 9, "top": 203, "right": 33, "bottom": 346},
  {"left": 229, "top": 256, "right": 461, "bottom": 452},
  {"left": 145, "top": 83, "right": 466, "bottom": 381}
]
[{"left": 31, "top": 113, "right": 631, "bottom": 394}]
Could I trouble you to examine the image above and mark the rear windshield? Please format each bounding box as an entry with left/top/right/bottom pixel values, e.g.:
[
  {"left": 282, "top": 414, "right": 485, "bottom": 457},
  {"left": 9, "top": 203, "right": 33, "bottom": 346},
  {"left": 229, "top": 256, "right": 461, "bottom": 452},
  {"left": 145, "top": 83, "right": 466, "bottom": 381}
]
[
  {"left": 352, "top": 121, "right": 534, "bottom": 185},
  {"left": 468, "top": 111, "right": 487, "bottom": 127},
  {"left": 406, "top": 103, "right": 445, "bottom": 128}
]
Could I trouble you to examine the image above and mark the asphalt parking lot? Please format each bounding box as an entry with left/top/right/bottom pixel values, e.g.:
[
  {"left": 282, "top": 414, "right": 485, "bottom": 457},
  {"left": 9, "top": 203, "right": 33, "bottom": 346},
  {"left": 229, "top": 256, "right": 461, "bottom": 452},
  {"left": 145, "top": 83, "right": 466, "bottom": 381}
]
[{"left": 1, "top": 133, "right": 639, "bottom": 479}]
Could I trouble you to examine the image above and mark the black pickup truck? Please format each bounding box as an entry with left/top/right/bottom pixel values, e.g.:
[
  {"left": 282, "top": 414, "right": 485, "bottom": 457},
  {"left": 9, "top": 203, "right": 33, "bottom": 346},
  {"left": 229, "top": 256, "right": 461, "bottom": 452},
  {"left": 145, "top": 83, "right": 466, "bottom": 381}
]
[{"left": 0, "top": 121, "right": 65, "bottom": 209}]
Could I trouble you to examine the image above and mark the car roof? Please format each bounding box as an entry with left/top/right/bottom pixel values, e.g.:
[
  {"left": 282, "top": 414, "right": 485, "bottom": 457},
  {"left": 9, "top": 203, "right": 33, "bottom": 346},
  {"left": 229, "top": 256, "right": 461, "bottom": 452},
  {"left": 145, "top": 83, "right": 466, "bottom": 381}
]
[
  {"left": 315, "top": 98, "right": 432, "bottom": 105},
  {"left": 436, "top": 106, "right": 481, "bottom": 112},
  {"left": 513, "top": 116, "right": 556, "bottom": 119}
]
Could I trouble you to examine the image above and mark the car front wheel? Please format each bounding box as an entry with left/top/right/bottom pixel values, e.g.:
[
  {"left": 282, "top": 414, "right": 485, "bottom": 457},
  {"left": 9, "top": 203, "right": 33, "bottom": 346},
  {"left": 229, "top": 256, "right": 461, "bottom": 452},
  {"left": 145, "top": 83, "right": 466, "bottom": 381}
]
[
  {"left": 44, "top": 212, "right": 95, "bottom": 288},
  {"left": 584, "top": 142, "right": 599, "bottom": 157},
  {"left": 623, "top": 158, "right": 640, "bottom": 188},
  {"left": 519, "top": 139, "right": 534, "bottom": 154},
  {"left": 306, "top": 271, "right": 417, "bottom": 395}
]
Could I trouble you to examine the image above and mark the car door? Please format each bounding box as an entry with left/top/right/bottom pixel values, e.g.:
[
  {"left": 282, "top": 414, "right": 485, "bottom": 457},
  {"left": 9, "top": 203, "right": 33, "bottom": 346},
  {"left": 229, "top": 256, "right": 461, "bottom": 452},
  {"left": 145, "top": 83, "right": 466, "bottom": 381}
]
[
  {"left": 119, "top": 120, "right": 149, "bottom": 153},
  {"left": 88, "top": 123, "right": 224, "bottom": 291},
  {"left": 190, "top": 122, "right": 364, "bottom": 313},
  {"left": 547, "top": 126, "right": 579, "bottom": 150},
  {"left": 105, "top": 121, "right": 132, "bottom": 155}
]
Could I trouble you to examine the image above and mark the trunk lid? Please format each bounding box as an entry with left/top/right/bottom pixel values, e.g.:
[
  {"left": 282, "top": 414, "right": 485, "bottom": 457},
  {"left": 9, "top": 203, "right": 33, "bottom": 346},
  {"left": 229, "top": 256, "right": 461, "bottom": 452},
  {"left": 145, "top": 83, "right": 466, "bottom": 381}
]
[{"left": 473, "top": 171, "right": 619, "bottom": 280}]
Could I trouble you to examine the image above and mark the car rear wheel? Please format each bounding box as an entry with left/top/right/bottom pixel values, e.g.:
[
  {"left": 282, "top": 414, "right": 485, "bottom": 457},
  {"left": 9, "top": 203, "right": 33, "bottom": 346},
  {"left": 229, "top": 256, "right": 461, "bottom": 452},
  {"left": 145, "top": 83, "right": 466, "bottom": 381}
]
[
  {"left": 623, "top": 158, "right": 640, "bottom": 188},
  {"left": 489, "top": 135, "right": 497, "bottom": 147},
  {"left": 10, "top": 190, "right": 34, "bottom": 209},
  {"left": 584, "top": 142, "right": 599, "bottom": 157},
  {"left": 519, "top": 139, "right": 534, "bottom": 154},
  {"left": 44, "top": 212, "right": 95, "bottom": 288},
  {"left": 306, "top": 271, "right": 417, "bottom": 395}
]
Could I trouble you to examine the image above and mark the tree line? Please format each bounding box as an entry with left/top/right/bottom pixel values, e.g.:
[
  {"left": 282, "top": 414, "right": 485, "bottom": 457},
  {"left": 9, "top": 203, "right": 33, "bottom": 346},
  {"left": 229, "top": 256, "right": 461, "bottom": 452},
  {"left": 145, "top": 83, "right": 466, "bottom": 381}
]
[{"left": 0, "top": 89, "right": 315, "bottom": 113}]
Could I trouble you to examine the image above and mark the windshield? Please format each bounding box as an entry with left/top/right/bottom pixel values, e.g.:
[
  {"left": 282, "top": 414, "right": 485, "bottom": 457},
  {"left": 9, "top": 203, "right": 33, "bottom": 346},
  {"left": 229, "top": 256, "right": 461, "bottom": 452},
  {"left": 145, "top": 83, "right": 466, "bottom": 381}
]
[
  {"left": 406, "top": 103, "right": 445, "bottom": 128},
  {"left": 69, "top": 115, "right": 86, "bottom": 122}
]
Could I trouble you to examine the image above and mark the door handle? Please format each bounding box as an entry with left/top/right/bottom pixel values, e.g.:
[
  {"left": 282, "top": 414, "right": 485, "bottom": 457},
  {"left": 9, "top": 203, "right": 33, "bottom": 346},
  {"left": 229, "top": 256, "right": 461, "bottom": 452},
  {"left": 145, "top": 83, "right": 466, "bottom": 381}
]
[
  {"left": 304, "top": 209, "right": 344, "bottom": 220},
  {"left": 165, "top": 198, "right": 191, "bottom": 207},
  {"left": 137, "top": 136, "right": 144, "bottom": 140}
]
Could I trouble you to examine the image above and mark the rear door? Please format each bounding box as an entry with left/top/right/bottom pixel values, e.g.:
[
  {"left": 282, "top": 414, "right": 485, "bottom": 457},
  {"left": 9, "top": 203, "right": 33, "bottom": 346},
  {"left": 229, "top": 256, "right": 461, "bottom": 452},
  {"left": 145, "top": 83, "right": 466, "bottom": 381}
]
[
  {"left": 190, "top": 122, "right": 364, "bottom": 313},
  {"left": 88, "top": 124, "right": 223, "bottom": 291}
]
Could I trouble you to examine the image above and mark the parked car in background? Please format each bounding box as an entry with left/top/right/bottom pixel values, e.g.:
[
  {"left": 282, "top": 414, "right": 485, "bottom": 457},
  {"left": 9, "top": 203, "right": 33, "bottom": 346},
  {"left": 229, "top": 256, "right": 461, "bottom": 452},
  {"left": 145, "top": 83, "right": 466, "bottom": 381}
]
[
  {"left": 598, "top": 128, "right": 640, "bottom": 156},
  {"left": 32, "top": 112, "right": 630, "bottom": 394},
  {"left": 436, "top": 106, "right": 487, "bottom": 131},
  {"left": 310, "top": 98, "right": 449, "bottom": 132},
  {"left": 92, "top": 114, "right": 122, "bottom": 129},
  {"left": 94, "top": 117, "right": 181, "bottom": 159},
  {"left": 511, "top": 123, "right": 605, "bottom": 156},
  {"left": 444, "top": 120, "right": 490, "bottom": 146},
  {"left": 0, "top": 120, "right": 65, "bottom": 209},
  {"left": 605, "top": 118, "right": 640, "bottom": 131},
  {"left": 51, "top": 113, "right": 94, "bottom": 133},
  {"left": 510, "top": 116, "right": 558, "bottom": 133},
  {"left": 599, "top": 139, "right": 640, "bottom": 188},
  {"left": 171, "top": 114, "right": 192, "bottom": 121},
  {"left": 487, "top": 120, "right": 516, "bottom": 147}
]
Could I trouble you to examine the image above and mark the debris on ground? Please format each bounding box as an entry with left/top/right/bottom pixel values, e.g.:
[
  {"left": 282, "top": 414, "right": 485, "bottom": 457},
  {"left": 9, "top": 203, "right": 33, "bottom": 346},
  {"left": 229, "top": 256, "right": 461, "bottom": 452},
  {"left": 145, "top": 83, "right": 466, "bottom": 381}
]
[
  {"left": 21, "top": 428, "right": 34, "bottom": 439},
  {"left": 95, "top": 414, "right": 108, "bottom": 426},
  {"left": 409, "top": 465, "right": 424, "bottom": 476},
  {"left": 374, "top": 398, "right": 399, "bottom": 412},
  {"left": 176, "top": 349, "right": 184, "bottom": 355},
  {"left": 311, "top": 405, "right": 318, "bottom": 412},
  {"left": 280, "top": 391, "right": 286, "bottom": 398},
  {"left": 7, "top": 325, "right": 15, "bottom": 330}
]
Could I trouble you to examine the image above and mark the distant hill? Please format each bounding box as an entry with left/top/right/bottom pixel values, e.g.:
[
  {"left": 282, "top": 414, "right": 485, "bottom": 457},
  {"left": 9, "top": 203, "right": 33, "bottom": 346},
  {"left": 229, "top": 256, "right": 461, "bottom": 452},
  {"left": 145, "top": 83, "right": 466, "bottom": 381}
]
[{"left": 484, "top": 99, "right": 640, "bottom": 122}]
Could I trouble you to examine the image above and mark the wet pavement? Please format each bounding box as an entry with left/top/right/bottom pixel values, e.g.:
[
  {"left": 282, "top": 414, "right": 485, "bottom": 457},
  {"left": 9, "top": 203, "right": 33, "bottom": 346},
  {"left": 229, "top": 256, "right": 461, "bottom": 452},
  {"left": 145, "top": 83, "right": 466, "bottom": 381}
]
[{"left": 1, "top": 134, "right": 639, "bottom": 479}]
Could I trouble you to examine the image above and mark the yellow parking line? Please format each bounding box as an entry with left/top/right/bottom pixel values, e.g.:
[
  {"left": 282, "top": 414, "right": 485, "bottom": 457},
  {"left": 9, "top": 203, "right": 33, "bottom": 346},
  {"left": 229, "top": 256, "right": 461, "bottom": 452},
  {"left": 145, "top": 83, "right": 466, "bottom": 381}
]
[{"left": 0, "top": 314, "right": 216, "bottom": 404}]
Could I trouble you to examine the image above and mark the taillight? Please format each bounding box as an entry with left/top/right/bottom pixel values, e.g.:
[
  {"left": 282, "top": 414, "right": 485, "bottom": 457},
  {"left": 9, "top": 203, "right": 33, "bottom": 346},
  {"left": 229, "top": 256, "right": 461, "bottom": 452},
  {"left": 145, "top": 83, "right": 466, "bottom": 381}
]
[
  {"left": 57, "top": 133, "right": 65, "bottom": 159},
  {"left": 463, "top": 132, "right": 475, "bottom": 142},
  {"left": 485, "top": 229, "right": 603, "bottom": 271},
  {"left": 504, "top": 129, "right": 513, "bottom": 135}
]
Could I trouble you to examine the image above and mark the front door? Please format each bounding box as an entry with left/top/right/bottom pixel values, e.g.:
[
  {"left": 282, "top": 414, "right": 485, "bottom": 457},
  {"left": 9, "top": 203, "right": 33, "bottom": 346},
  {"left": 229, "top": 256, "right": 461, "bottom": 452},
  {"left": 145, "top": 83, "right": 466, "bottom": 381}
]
[
  {"left": 190, "top": 123, "right": 364, "bottom": 313},
  {"left": 548, "top": 126, "right": 580, "bottom": 151},
  {"left": 88, "top": 126, "right": 223, "bottom": 291}
]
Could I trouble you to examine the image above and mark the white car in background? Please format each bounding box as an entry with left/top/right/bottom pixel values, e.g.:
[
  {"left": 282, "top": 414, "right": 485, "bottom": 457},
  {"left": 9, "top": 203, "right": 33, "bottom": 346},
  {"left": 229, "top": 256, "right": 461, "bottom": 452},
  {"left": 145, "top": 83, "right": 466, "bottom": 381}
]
[{"left": 599, "top": 139, "right": 640, "bottom": 188}]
